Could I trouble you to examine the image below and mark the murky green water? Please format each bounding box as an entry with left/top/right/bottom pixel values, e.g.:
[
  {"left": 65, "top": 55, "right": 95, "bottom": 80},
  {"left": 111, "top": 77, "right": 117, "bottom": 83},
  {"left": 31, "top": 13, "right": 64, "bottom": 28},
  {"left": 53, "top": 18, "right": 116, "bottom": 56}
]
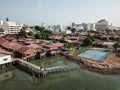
[
  {"left": 0, "top": 56, "right": 120, "bottom": 90},
  {"left": 30, "top": 55, "right": 78, "bottom": 68}
]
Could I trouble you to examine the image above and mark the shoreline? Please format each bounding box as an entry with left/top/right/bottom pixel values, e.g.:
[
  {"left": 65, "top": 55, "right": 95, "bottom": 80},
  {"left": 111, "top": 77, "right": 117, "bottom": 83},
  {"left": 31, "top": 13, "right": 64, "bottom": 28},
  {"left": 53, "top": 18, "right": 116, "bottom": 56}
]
[
  {"left": 61, "top": 53, "right": 120, "bottom": 75},
  {"left": 0, "top": 53, "right": 120, "bottom": 75}
]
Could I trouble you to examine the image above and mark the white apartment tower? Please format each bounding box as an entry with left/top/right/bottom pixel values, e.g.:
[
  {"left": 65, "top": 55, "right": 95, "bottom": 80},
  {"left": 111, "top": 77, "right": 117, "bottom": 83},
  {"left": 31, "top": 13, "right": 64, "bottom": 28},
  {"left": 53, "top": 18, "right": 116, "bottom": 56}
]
[
  {"left": 1, "top": 20, "right": 23, "bottom": 34},
  {"left": 87, "top": 23, "right": 96, "bottom": 31}
]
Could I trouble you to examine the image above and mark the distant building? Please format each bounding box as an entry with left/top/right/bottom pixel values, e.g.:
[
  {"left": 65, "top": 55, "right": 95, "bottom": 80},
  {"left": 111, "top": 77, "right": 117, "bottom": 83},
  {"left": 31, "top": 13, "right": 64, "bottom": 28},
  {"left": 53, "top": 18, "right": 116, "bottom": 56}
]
[
  {"left": 65, "top": 29, "right": 72, "bottom": 34},
  {"left": 81, "top": 23, "right": 88, "bottom": 30},
  {"left": 87, "top": 23, "right": 96, "bottom": 31},
  {"left": 1, "top": 20, "right": 23, "bottom": 34},
  {"left": 71, "top": 23, "right": 84, "bottom": 31},
  {"left": 52, "top": 25, "right": 61, "bottom": 34},
  {"left": 113, "top": 27, "right": 120, "bottom": 30},
  {"left": 45, "top": 25, "right": 62, "bottom": 34},
  {"left": 95, "top": 19, "right": 108, "bottom": 30}
]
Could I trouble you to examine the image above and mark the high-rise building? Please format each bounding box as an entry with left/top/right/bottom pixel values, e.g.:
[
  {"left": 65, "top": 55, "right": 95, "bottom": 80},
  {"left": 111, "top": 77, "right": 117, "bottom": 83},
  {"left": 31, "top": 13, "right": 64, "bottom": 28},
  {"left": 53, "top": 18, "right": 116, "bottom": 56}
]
[
  {"left": 95, "top": 19, "right": 108, "bottom": 30},
  {"left": 87, "top": 23, "right": 96, "bottom": 31}
]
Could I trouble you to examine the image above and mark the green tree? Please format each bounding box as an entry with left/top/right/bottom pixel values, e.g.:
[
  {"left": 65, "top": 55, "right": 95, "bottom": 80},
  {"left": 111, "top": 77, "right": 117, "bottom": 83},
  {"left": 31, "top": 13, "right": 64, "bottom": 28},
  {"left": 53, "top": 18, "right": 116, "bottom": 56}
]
[
  {"left": 105, "top": 29, "right": 111, "bottom": 34},
  {"left": 83, "top": 37, "right": 93, "bottom": 47},
  {"left": 71, "top": 28, "right": 76, "bottom": 33},
  {"left": 62, "top": 34, "right": 67, "bottom": 41},
  {"left": 89, "top": 36, "right": 95, "bottom": 41},
  {"left": 64, "top": 42, "right": 74, "bottom": 49},
  {"left": 19, "top": 30, "right": 27, "bottom": 37},
  {"left": 28, "top": 31, "right": 34, "bottom": 36},
  {"left": 67, "top": 26, "right": 71, "bottom": 30},
  {"left": 87, "top": 30, "right": 96, "bottom": 34},
  {"left": 113, "top": 40, "right": 120, "bottom": 50},
  {"left": 42, "top": 29, "right": 52, "bottom": 39},
  {"left": 35, "top": 26, "right": 45, "bottom": 32},
  {"left": 34, "top": 29, "right": 52, "bottom": 39},
  {"left": 35, "top": 33, "right": 42, "bottom": 39}
]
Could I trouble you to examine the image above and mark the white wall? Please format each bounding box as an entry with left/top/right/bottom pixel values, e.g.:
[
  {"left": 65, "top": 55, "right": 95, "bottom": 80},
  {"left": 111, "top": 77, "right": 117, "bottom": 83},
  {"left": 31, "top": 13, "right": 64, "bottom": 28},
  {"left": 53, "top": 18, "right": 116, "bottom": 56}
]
[
  {"left": 0, "top": 55, "right": 12, "bottom": 65},
  {"left": 2, "top": 22, "right": 9, "bottom": 32},
  {"left": 1, "top": 21, "right": 23, "bottom": 34},
  {"left": 66, "top": 30, "right": 71, "bottom": 34}
]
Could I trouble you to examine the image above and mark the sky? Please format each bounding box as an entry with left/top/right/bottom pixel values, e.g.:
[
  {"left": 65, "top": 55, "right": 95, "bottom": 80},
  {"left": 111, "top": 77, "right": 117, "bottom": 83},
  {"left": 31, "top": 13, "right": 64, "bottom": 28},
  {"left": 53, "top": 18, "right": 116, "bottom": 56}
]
[{"left": 0, "top": 0, "right": 120, "bottom": 26}]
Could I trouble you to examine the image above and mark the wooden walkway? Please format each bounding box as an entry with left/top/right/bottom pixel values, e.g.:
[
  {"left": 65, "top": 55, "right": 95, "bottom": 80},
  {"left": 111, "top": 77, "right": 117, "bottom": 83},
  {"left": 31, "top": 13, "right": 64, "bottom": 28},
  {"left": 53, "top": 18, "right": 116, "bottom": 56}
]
[
  {"left": 45, "top": 66, "right": 68, "bottom": 71},
  {"left": 16, "top": 59, "right": 79, "bottom": 77},
  {"left": 18, "top": 59, "right": 40, "bottom": 70},
  {"left": 18, "top": 59, "right": 68, "bottom": 71}
]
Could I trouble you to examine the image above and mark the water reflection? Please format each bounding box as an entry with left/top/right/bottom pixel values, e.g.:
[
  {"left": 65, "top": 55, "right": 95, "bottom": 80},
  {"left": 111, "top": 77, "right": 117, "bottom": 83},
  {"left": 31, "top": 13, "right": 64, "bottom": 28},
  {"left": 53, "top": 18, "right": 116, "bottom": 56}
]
[
  {"left": 0, "top": 71, "right": 13, "bottom": 82},
  {"left": 0, "top": 55, "right": 120, "bottom": 90}
]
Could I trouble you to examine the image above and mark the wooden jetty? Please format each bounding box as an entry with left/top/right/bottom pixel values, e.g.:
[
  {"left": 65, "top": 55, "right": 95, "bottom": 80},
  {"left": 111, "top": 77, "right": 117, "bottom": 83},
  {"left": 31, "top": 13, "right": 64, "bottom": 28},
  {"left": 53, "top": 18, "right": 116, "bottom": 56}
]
[{"left": 15, "top": 59, "right": 80, "bottom": 78}]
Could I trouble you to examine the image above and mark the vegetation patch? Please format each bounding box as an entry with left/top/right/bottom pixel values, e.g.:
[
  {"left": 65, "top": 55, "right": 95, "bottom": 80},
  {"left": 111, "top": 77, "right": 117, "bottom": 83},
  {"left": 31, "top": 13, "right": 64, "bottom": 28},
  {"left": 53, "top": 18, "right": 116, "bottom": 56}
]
[{"left": 68, "top": 48, "right": 89, "bottom": 56}]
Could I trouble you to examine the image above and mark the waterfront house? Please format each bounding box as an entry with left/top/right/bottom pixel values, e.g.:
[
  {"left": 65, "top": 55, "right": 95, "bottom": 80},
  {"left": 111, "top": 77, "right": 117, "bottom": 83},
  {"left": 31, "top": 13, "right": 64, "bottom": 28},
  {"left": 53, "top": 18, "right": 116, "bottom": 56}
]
[
  {"left": 41, "top": 44, "right": 60, "bottom": 55},
  {"left": 0, "top": 52, "right": 12, "bottom": 68},
  {"left": 0, "top": 48, "right": 11, "bottom": 55},
  {"left": 16, "top": 47, "right": 37, "bottom": 60}
]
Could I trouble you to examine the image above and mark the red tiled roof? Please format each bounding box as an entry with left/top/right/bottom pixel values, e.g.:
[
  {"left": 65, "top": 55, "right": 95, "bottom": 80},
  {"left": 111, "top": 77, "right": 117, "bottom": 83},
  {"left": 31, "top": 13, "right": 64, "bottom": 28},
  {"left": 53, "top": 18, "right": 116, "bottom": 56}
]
[
  {"left": 12, "top": 44, "right": 23, "bottom": 51},
  {"left": 0, "top": 48, "right": 11, "bottom": 55},
  {"left": 0, "top": 38, "right": 7, "bottom": 45},
  {"left": 27, "top": 44, "right": 40, "bottom": 49},
  {"left": 52, "top": 43, "right": 64, "bottom": 47},
  {"left": 17, "top": 47, "right": 29, "bottom": 54},
  {"left": 8, "top": 43, "right": 17, "bottom": 49},
  {"left": 49, "top": 35, "right": 63, "bottom": 40},
  {"left": 17, "top": 46, "right": 36, "bottom": 54},
  {"left": 23, "top": 40, "right": 37, "bottom": 44},
  {"left": 5, "top": 36, "right": 15, "bottom": 40},
  {"left": 0, "top": 42, "right": 10, "bottom": 48},
  {"left": 41, "top": 44, "right": 58, "bottom": 49}
]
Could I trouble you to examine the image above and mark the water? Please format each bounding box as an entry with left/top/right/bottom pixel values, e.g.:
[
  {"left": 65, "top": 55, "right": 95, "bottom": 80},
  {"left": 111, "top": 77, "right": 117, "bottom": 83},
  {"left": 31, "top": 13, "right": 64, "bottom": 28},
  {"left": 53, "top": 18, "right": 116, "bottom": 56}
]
[
  {"left": 30, "top": 55, "right": 77, "bottom": 68},
  {"left": 0, "top": 56, "right": 120, "bottom": 90},
  {"left": 79, "top": 50, "right": 110, "bottom": 61}
]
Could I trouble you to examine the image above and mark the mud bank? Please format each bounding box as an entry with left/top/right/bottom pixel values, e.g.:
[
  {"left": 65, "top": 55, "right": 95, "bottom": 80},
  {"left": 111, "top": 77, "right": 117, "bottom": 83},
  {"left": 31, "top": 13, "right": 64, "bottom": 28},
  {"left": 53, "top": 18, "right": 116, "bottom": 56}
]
[{"left": 61, "top": 53, "right": 120, "bottom": 75}]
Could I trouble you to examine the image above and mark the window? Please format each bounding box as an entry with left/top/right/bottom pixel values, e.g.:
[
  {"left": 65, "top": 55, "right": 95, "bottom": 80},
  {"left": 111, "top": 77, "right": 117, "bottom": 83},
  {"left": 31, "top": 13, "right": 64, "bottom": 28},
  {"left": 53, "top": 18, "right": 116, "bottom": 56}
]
[{"left": 3, "top": 58, "right": 8, "bottom": 61}]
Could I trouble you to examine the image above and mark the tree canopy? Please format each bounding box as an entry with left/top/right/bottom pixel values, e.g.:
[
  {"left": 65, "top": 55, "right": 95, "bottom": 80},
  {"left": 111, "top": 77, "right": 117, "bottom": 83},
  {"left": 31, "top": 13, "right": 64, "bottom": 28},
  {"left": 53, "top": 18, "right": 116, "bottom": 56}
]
[
  {"left": 83, "top": 37, "right": 92, "bottom": 47},
  {"left": 19, "top": 30, "right": 27, "bottom": 37},
  {"left": 64, "top": 42, "right": 74, "bottom": 49},
  {"left": 67, "top": 26, "right": 71, "bottom": 30},
  {"left": 113, "top": 40, "right": 120, "bottom": 49},
  {"left": 28, "top": 31, "right": 34, "bottom": 36},
  {"left": 34, "top": 26, "right": 52, "bottom": 39},
  {"left": 87, "top": 30, "right": 96, "bottom": 33},
  {"left": 71, "top": 28, "right": 76, "bottom": 33},
  {"left": 83, "top": 35, "right": 95, "bottom": 47},
  {"left": 35, "top": 33, "right": 42, "bottom": 39},
  {"left": 35, "top": 26, "right": 45, "bottom": 32},
  {"left": 105, "top": 29, "right": 112, "bottom": 34}
]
